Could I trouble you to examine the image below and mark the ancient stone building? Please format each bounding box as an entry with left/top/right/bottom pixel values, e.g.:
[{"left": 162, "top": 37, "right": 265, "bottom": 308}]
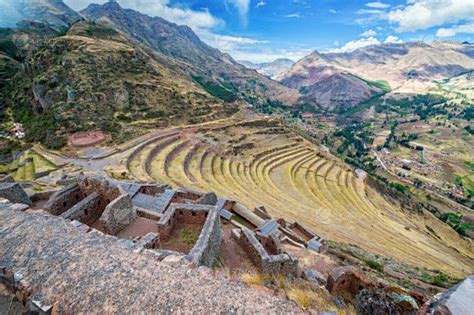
[{"left": 232, "top": 226, "right": 298, "bottom": 276}]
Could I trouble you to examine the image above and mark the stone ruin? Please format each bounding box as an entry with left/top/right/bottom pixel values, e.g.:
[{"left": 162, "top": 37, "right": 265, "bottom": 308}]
[
  {"left": 1, "top": 174, "right": 328, "bottom": 277},
  {"left": 232, "top": 226, "right": 298, "bottom": 276},
  {"left": 1, "top": 175, "right": 471, "bottom": 313},
  {"left": 42, "top": 175, "right": 223, "bottom": 267}
]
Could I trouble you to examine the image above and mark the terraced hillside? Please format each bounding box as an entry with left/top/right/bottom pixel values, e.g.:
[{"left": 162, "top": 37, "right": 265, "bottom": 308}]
[
  {"left": 0, "top": 149, "right": 57, "bottom": 181},
  {"left": 124, "top": 116, "right": 474, "bottom": 278}
]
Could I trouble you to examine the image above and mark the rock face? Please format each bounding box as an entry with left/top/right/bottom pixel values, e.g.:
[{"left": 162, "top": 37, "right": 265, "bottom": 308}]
[
  {"left": 0, "top": 183, "right": 32, "bottom": 206},
  {"left": 356, "top": 288, "right": 418, "bottom": 315},
  {"left": 0, "top": 0, "right": 81, "bottom": 29},
  {"left": 429, "top": 276, "right": 474, "bottom": 315}
]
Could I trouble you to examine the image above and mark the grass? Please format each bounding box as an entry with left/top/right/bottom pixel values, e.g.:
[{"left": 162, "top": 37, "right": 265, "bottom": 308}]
[
  {"left": 286, "top": 283, "right": 341, "bottom": 311},
  {"left": 175, "top": 225, "right": 200, "bottom": 247}
]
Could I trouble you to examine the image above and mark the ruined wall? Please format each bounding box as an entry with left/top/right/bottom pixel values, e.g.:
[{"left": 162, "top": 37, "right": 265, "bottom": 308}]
[
  {"left": 99, "top": 193, "right": 137, "bottom": 235},
  {"left": 61, "top": 193, "right": 101, "bottom": 225},
  {"left": 138, "top": 184, "right": 167, "bottom": 196},
  {"left": 78, "top": 177, "right": 121, "bottom": 213},
  {"left": 44, "top": 183, "right": 85, "bottom": 215},
  {"left": 176, "top": 189, "right": 203, "bottom": 201},
  {"left": 235, "top": 228, "right": 268, "bottom": 268},
  {"left": 234, "top": 227, "right": 298, "bottom": 276},
  {"left": 186, "top": 206, "right": 222, "bottom": 267},
  {"left": 256, "top": 233, "right": 280, "bottom": 256},
  {"left": 157, "top": 204, "right": 212, "bottom": 240},
  {"left": 289, "top": 221, "right": 315, "bottom": 241}
]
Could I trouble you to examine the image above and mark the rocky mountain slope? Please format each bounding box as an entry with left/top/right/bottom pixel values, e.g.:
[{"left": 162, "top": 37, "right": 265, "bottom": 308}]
[
  {"left": 81, "top": 1, "right": 301, "bottom": 106},
  {"left": 1, "top": 21, "right": 233, "bottom": 148},
  {"left": 0, "top": 0, "right": 81, "bottom": 29},
  {"left": 239, "top": 58, "right": 294, "bottom": 79},
  {"left": 278, "top": 42, "right": 474, "bottom": 111}
]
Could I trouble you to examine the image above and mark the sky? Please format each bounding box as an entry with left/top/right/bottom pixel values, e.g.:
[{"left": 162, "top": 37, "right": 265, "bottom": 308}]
[{"left": 3, "top": 0, "right": 474, "bottom": 62}]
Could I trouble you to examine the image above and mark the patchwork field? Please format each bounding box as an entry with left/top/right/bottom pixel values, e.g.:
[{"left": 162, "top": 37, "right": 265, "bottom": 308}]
[{"left": 122, "top": 116, "right": 473, "bottom": 277}]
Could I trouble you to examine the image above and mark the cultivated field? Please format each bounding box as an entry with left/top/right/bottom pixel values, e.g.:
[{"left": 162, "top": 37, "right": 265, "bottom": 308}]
[{"left": 122, "top": 115, "right": 473, "bottom": 277}]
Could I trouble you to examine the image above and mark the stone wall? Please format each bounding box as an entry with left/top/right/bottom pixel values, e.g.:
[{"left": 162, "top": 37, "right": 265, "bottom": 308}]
[
  {"left": 289, "top": 221, "right": 316, "bottom": 241},
  {"left": 77, "top": 176, "right": 122, "bottom": 212},
  {"left": 135, "top": 232, "right": 160, "bottom": 249},
  {"left": 157, "top": 204, "right": 213, "bottom": 239},
  {"left": 61, "top": 192, "right": 101, "bottom": 225},
  {"left": 99, "top": 192, "right": 137, "bottom": 235},
  {"left": 44, "top": 183, "right": 84, "bottom": 215},
  {"left": 156, "top": 203, "right": 222, "bottom": 267},
  {"left": 186, "top": 206, "right": 222, "bottom": 267},
  {"left": 233, "top": 227, "right": 298, "bottom": 277}
]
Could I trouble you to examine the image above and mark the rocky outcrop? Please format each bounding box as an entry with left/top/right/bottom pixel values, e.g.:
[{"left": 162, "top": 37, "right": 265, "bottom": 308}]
[{"left": 0, "top": 183, "right": 32, "bottom": 206}]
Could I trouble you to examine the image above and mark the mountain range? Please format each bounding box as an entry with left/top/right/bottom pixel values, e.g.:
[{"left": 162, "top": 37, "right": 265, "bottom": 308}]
[
  {"left": 1, "top": 0, "right": 474, "bottom": 147},
  {"left": 277, "top": 42, "right": 474, "bottom": 110}
]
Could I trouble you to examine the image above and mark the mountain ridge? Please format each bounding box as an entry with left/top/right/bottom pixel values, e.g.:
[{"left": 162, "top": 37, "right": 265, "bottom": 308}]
[
  {"left": 277, "top": 41, "right": 474, "bottom": 110},
  {"left": 80, "top": 1, "right": 301, "bottom": 106}
]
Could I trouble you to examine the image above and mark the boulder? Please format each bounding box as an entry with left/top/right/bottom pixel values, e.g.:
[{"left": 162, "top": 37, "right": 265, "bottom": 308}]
[
  {"left": 429, "top": 275, "right": 474, "bottom": 315},
  {"left": 304, "top": 269, "right": 327, "bottom": 287},
  {"left": 326, "top": 266, "right": 366, "bottom": 295},
  {"left": 0, "top": 183, "right": 32, "bottom": 206},
  {"left": 356, "top": 288, "right": 418, "bottom": 315}
]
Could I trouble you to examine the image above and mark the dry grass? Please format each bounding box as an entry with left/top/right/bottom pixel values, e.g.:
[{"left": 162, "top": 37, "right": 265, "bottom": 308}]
[
  {"left": 241, "top": 271, "right": 265, "bottom": 286},
  {"left": 286, "top": 281, "right": 342, "bottom": 312}
]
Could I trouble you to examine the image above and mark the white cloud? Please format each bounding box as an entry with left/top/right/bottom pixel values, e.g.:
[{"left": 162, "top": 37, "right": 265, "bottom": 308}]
[
  {"left": 436, "top": 22, "right": 474, "bottom": 37},
  {"left": 388, "top": 0, "right": 474, "bottom": 32},
  {"left": 256, "top": 1, "right": 266, "bottom": 8},
  {"left": 228, "top": 47, "right": 312, "bottom": 63},
  {"left": 361, "top": 29, "right": 377, "bottom": 37},
  {"left": 285, "top": 13, "right": 301, "bottom": 18},
  {"left": 384, "top": 35, "right": 403, "bottom": 43},
  {"left": 327, "top": 36, "right": 381, "bottom": 53},
  {"left": 227, "top": 0, "right": 251, "bottom": 26},
  {"left": 329, "top": 9, "right": 337, "bottom": 14},
  {"left": 365, "top": 2, "right": 391, "bottom": 9},
  {"left": 356, "top": 9, "right": 384, "bottom": 15}
]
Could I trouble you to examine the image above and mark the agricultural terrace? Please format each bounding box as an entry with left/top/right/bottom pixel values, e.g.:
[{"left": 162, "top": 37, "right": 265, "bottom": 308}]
[{"left": 124, "top": 117, "right": 473, "bottom": 277}]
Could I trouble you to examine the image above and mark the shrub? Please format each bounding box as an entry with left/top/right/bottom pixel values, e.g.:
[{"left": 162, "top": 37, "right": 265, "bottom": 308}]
[{"left": 365, "top": 259, "right": 384, "bottom": 272}]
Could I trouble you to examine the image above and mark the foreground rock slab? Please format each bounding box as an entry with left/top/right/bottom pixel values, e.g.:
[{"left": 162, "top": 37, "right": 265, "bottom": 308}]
[
  {"left": 430, "top": 276, "right": 474, "bottom": 315},
  {"left": 0, "top": 208, "right": 302, "bottom": 313}
]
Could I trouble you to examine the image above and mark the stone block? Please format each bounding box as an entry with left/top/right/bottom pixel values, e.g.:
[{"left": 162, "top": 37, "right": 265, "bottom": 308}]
[
  {"left": 99, "top": 194, "right": 136, "bottom": 235},
  {"left": 0, "top": 183, "right": 32, "bottom": 206}
]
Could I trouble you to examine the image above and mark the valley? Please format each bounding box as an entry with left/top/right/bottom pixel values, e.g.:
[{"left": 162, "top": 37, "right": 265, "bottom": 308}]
[{"left": 0, "top": 0, "right": 473, "bottom": 313}]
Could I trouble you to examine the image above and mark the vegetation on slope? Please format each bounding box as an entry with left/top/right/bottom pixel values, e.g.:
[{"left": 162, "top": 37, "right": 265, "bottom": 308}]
[{"left": 2, "top": 21, "right": 235, "bottom": 149}]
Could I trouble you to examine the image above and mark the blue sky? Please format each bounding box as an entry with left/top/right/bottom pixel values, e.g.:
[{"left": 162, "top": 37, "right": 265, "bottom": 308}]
[{"left": 3, "top": 0, "right": 474, "bottom": 62}]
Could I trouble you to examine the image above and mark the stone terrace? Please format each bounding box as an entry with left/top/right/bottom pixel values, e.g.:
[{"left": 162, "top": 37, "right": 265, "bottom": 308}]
[{"left": 0, "top": 206, "right": 302, "bottom": 313}]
